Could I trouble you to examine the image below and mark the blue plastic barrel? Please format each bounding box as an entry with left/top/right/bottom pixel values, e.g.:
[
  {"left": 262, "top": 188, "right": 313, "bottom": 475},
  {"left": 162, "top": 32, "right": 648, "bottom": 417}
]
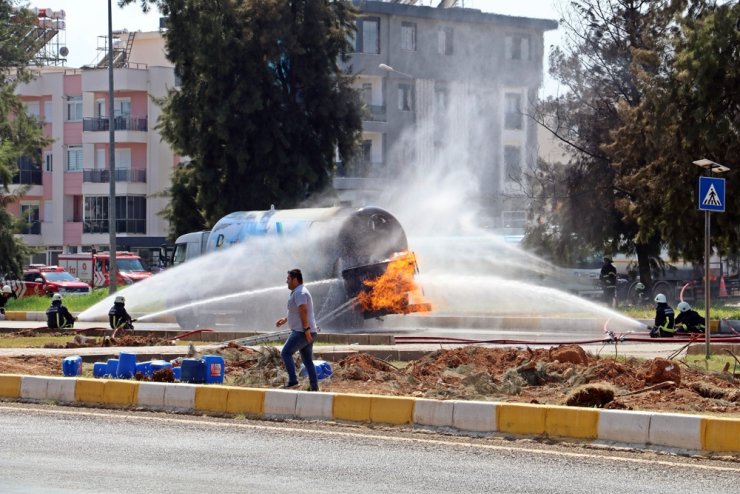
[
  {"left": 172, "top": 366, "right": 182, "bottom": 381},
  {"left": 62, "top": 356, "right": 82, "bottom": 377},
  {"left": 135, "top": 361, "right": 152, "bottom": 377},
  {"left": 106, "top": 359, "right": 119, "bottom": 378},
  {"left": 202, "top": 355, "right": 225, "bottom": 384},
  {"left": 180, "top": 358, "right": 205, "bottom": 384},
  {"left": 149, "top": 360, "right": 172, "bottom": 374},
  {"left": 300, "top": 360, "right": 333, "bottom": 380},
  {"left": 116, "top": 352, "right": 136, "bottom": 379},
  {"left": 93, "top": 362, "right": 107, "bottom": 378}
]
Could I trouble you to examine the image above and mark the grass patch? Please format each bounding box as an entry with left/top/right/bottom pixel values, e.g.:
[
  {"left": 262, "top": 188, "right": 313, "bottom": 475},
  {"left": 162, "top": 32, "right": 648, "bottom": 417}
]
[
  {"left": 0, "top": 335, "right": 74, "bottom": 348},
  {"left": 683, "top": 354, "right": 739, "bottom": 373},
  {"left": 5, "top": 289, "right": 110, "bottom": 312}
]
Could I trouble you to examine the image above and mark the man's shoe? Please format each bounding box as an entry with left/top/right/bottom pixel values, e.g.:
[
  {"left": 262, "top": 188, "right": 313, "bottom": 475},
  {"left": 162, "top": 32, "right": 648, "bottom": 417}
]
[
  {"left": 282, "top": 382, "right": 299, "bottom": 389},
  {"left": 308, "top": 385, "right": 319, "bottom": 392}
]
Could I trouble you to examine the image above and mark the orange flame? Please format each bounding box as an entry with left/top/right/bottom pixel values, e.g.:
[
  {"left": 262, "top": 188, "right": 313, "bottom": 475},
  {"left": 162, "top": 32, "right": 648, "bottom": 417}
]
[{"left": 356, "top": 252, "right": 431, "bottom": 314}]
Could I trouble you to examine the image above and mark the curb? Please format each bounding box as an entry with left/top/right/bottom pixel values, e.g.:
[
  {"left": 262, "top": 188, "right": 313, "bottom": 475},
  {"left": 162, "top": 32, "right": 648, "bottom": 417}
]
[{"left": 1, "top": 373, "right": 738, "bottom": 456}]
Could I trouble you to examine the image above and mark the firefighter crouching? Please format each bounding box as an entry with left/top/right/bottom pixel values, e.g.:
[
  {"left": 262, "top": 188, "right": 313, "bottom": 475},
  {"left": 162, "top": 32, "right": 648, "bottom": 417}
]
[
  {"left": 650, "top": 293, "right": 675, "bottom": 338},
  {"left": 675, "top": 301, "right": 706, "bottom": 333},
  {"left": 109, "top": 295, "right": 135, "bottom": 332},
  {"left": 0, "top": 285, "right": 17, "bottom": 320},
  {"left": 46, "top": 293, "right": 77, "bottom": 330}
]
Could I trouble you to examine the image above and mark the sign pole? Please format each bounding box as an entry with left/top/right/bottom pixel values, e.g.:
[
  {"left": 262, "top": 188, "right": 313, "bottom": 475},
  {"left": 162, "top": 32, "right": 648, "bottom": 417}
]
[{"left": 704, "top": 208, "right": 711, "bottom": 358}]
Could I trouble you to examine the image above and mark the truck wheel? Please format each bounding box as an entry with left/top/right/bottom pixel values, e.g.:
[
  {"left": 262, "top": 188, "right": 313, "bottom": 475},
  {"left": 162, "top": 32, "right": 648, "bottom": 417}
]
[
  {"left": 652, "top": 281, "right": 675, "bottom": 303},
  {"left": 174, "top": 305, "right": 215, "bottom": 330}
]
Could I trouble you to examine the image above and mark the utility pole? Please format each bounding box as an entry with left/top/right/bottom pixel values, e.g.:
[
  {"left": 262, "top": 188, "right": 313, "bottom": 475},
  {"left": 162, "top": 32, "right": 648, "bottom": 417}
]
[{"left": 107, "top": 0, "right": 117, "bottom": 294}]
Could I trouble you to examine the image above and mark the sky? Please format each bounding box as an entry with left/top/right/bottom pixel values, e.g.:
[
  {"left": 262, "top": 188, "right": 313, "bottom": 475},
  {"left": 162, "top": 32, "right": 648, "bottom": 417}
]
[{"left": 43, "top": 0, "right": 562, "bottom": 71}]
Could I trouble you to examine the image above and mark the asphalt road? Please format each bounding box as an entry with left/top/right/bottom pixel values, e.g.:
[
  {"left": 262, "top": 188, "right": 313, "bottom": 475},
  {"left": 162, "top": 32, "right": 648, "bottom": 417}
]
[{"left": 1, "top": 403, "right": 738, "bottom": 494}]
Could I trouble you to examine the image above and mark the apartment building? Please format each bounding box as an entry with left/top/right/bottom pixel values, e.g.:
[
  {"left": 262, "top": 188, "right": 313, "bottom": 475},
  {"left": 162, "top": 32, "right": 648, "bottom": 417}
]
[
  {"left": 12, "top": 31, "right": 176, "bottom": 267},
  {"left": 337, "top": 1, "right": 557, "bottom": 229}
]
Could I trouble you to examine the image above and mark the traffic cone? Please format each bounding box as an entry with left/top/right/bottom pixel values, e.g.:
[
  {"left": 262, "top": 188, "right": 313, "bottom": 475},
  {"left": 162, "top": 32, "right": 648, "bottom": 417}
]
[{"left": 719, "top": 276, "right": 728, "bottom": 298}]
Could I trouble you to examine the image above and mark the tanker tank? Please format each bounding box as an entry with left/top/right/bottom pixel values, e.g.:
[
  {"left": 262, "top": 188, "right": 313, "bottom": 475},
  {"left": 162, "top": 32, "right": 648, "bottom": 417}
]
[{"left": 173, "top": 206, "right": 411, "bottom": 330}]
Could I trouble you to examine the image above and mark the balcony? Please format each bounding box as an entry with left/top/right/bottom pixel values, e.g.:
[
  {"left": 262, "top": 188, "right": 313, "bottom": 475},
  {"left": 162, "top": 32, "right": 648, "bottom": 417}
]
[
  {"left": 20, "top": 221, "right": 41, "bottom": 235},
  {"left": 83, "top": 219, "right": 146, "bottom": 234},
  {"left": 83, "top": 116, "right": 148, "bottom": 132},
  {"left": 82, "top": 168, "right": 147, "bottom": 183},
  {"left": 364, "top": 104, "right": 386, "bottom": 122},
  {"left": 12, "top": 168, "right": 42, "bottom": 185}
]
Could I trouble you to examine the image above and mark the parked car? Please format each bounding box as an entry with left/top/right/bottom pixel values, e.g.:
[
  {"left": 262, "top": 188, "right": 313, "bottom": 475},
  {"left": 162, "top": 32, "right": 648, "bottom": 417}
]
[{"left": 2, "top": 265, "right": 91, "bottom": 298}]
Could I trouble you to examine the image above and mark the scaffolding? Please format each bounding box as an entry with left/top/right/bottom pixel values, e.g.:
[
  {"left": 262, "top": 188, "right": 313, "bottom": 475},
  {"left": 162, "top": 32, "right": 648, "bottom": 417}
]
[{"left": 13, "top": 7, "right": 68, "bottom": 66}]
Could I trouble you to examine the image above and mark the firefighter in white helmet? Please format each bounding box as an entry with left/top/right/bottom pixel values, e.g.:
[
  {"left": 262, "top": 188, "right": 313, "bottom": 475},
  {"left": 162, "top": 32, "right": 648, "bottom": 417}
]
[
  {"left": 0, "top": 285, "right": 17, "bottom": 320},
  {"left": 108, "top": 295, "right": 134, "bottom": 332},
  {"left": 46, "top": 293, "right": 76, "bottom": 330},
  {"left": 650, "top": 293, "right": 675, "bottom": 338},
  {"left": 675, "top": 301, "right": 706, "bottom": 333}
]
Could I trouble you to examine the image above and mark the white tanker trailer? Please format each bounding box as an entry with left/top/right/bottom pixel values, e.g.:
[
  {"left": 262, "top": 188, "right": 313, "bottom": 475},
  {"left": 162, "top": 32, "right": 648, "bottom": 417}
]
[{"left": 171, "top": 206, "right": 419, "bottom": 329}]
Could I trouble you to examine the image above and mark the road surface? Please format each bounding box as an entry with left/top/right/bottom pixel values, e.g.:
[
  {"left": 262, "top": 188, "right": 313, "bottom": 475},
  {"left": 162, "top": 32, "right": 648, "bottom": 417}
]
[{"left": 1, "top": 403, "right": 738, "bottom": 493}]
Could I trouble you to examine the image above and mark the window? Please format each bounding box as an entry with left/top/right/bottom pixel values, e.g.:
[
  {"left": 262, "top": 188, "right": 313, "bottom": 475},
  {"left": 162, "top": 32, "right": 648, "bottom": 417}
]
[
  {"left": 44, "top": 152, "right": 52, "bottom": 172},
  {"left": 66, "top": 146, "right": 83, "bottom": 171},
  {"left": 43, "top": 100, "right": 52, "bottom": 122},
  {"left": 84, "top": 195, "right": 146, "bottom": 234},
  {"left": 362, "top": 140, "right": 372, "bottom": 163},
  {"left": 356, "top": 18, "right": 380, "bottom": 54},
  {"left": 401, "top": 22, "right": 416, "bottom": 51},
  {"left": 502, "top": 210, "right": 526, "bottom": 229},
  {"left": 361, "top": 83, "right": 372, "bottom": 105},
  {"left": 438, "top": 27, "right": 454, "bottom": 56},
  {"left": 506, "top": 34, "right": 531, "bottom": 61},
  {"left": 505, "top": 93, "right": 523, "bottom": 130},
  {"left": 20, "top": 203, "right": 40, "bottom": 234},
  {"left": 66, "top": 96, "right": 82, "bottom": 121},
  {"left": 504, "top": 145, "right": 522, "bottom": 182},
  {"left": 25, "top": 102, "right": 40, "bottom": 119},
  {"left": 398, "top": 83, "right": 413, "bottom": 111}
]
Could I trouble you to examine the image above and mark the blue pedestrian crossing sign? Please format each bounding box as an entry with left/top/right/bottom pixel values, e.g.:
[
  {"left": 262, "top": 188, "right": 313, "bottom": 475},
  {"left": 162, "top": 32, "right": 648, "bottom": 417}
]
[{"left": 698, "top": 176, "right": 725, "bottom": 212}]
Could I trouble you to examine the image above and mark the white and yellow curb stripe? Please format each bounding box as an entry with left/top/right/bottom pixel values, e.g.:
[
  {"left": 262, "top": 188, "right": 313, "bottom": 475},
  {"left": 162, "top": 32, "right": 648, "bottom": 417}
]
[{"left": 1, "top": 374, "right": 738, "bottom": 455}]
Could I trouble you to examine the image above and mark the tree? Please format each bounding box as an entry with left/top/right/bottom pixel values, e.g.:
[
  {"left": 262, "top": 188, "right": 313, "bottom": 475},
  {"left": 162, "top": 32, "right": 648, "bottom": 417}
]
[
  {"left": 121, "top": 0, "right": 362, "bottom": 230},
  {"left": 526, "top": 0, "right": 682, "bottom": 288},
  {"left": 607, "top": 1, "right": 740, "bottom": 263},
  {"left": 156, "top": 163, "right": 206, "bottom": 241},
  {"left": 0, "top": 1, "right": 50, "bottom": 276}
]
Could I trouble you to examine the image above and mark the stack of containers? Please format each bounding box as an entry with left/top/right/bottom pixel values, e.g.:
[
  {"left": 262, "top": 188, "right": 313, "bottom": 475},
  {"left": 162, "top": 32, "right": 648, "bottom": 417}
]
[{"left": 75, "top": 354, "right": 224, "bottom": 384}]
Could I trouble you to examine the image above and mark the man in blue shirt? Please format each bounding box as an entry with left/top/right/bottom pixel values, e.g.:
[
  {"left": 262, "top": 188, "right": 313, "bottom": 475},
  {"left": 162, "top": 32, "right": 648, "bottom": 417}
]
[{"left": 275, "top": 268, "right": 319, "bottom": 391}]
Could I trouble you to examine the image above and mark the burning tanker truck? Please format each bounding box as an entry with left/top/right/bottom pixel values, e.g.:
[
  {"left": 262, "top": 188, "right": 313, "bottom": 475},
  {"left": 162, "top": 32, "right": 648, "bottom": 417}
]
[{"left": 171, "top": 206, "right": 430, "bottom": 330}]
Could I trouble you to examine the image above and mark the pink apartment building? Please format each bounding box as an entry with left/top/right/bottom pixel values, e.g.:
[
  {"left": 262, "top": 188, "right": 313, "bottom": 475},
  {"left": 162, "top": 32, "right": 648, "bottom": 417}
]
[{"left": 11, "top": 31, "right": 176, "bottom": 268}]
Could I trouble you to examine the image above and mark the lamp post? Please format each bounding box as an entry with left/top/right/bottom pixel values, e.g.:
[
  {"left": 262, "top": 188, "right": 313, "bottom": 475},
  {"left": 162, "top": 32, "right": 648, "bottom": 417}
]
[
  {"left": 378, "top": 63, "right": 413, "bottom": 79},
  {"left": 107, "top": 0, "right": 117, "bottom": 294},
  {"left": 692, "top": 158, "right": 730, "bottom": 358}
]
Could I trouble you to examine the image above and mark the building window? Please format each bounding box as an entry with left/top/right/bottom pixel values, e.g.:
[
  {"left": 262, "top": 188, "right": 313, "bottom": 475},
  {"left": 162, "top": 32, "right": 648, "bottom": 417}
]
[
  {"left": 44, "top": 152, "right": 52, "bottom": 172},
  {"left": 438, "top": 27, "right": 453, "bottom": 56},
  {"left": 401, "top": 22, "right": 416, "bottom": 51},
  {"left": 66, "top": 146, "right": 83, "bottom": 171},
  {"left": 356, "top": 17, "right": 380, "bottom": 54},
  {"left": 505, "top": 93, "right": 523, "bottom": 130},
  {"left": 506, "top": 34, "right": 531, "bottom": 61},
  {"left": 361, "top": 82, "right": 373, "bottom": 105},
  {"left": 504, "top": 145, "right": 522, "bottom": 183},
  {"left": 43, "top": 100, "right": 52, "bottom": 122},
  {"left": 20, "top": 203, "right": 40, "bottom": 234},
  {"left": 25, "top": 101, "right": 40, "bottom": 119},
  {"left": 398, "top": 83, "right": 413, "bottom": 111},
  {"left": 502, "top": 210, "right": 527, "bottom": 229},
  {"left": 83, "top": 195, "right": 146, "bottom": 234},
  {"left": 66, "top": 96, "right": 82, "bottom": 121}
]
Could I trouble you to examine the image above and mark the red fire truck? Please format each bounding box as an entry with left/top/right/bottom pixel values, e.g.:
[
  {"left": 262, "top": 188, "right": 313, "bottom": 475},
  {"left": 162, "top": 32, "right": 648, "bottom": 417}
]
[{"left": 58, "top": 251, "right": 152, "bottom": 288}]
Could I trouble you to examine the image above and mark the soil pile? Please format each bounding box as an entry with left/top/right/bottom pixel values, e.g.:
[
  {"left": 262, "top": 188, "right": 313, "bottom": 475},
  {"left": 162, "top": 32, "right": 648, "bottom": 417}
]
[{"left": 1, "top": 343, "right": 738, "bottom": 415}]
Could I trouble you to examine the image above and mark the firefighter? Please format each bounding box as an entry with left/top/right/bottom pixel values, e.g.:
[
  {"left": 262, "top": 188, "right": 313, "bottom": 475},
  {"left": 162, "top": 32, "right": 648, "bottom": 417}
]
[
  {"left": 599, "top": 257, "right": 618, "bottom": 305},
  {"left": 46, "top": 293, "right": 76, "bottom": 330},
  {"left": 650, "top": 293, "right": 675, "bottom": 338},
  {"left": 675, "top": 302, "right": 706, "bottom": 333},
  {"left": 108, "top": 295, "right": 135, "bottom": 332},
  {"left": 0, "top": 285, "right": 17, "bottom": 320}
]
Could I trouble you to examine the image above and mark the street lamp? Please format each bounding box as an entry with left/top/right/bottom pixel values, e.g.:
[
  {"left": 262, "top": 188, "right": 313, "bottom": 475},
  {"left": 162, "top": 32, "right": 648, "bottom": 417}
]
[
  {"left": 107, "top": 0, "right": 117, "bottom": 294},
  {"left": 692, "top": 158, "right": 730, "bottom": 358},
  {"left": 378, "top": 63, "right": 413, "bottom": 79}
]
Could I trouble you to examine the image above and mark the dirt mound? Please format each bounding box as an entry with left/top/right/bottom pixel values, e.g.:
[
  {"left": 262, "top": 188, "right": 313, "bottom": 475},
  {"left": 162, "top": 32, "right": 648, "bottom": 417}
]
[
  {"left": 550, "top": 345, "right": 589, "bottom": 365},
  {"left": 565, "top": 383, "right": 616, "bottom": 407},
  {"left": 642, "top": 358, "right": 682, "bottom": 386}
]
